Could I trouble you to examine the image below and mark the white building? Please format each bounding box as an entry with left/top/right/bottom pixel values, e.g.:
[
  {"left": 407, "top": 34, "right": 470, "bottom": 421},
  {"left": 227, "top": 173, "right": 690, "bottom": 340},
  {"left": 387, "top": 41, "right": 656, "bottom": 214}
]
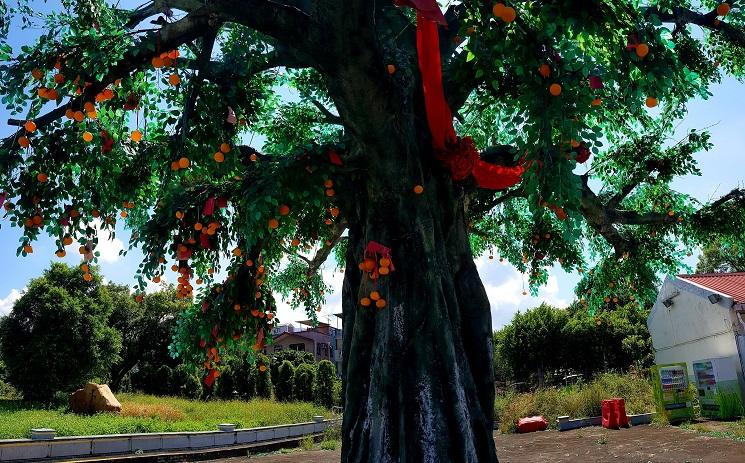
[{"left": 647, "top": 272, "right": 745, "bottom": 396}]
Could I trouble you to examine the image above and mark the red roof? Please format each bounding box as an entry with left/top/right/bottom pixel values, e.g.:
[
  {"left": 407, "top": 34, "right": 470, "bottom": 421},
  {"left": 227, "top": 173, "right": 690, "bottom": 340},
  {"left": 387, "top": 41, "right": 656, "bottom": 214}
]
[{"left": 679, "top": 272, "right": 745, "bottom": 304}]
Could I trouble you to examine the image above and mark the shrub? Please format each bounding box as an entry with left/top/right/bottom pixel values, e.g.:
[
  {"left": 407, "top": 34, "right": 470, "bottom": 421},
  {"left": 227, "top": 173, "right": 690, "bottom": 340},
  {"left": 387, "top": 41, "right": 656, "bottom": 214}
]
[
  {"left": 332, "top": 377, "right": 343, "bottom": 407},
  {"left": 256, "top": 354, "right": 272, "bottom": 399},
  {"left": 171, "top": 364, "right": 202, "bottom": 399},
  {"left": 0, "top": 263, "right": 121, "bottom": 402},
  {"left": 294, "top": 363, "right": 316, "bottom": 402},
  {"left": 275, "top": 361, "right": 295, "bottom": 402},
  {"left": 314, "top": 360, "right": 336, "bottom": 408}
]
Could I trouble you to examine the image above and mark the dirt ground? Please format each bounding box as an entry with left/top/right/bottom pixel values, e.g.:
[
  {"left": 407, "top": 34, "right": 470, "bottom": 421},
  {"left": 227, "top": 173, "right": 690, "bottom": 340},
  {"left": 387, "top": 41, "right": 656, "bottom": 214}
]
[{"left": 207, "top": 425, "right": 745, "bottom": 463}]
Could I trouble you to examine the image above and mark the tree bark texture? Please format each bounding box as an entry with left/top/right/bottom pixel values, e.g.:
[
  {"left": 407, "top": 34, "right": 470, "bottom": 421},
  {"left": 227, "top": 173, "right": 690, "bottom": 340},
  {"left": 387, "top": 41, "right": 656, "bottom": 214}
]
[{"left": 324, "top": 35, "right": 498, "bottom": 460}]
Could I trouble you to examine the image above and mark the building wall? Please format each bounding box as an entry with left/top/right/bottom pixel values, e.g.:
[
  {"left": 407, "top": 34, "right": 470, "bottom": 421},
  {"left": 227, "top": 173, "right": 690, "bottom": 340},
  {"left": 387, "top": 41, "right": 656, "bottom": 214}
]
[{"left": 648, "top": 276, "right": 745, "bottom": 396}]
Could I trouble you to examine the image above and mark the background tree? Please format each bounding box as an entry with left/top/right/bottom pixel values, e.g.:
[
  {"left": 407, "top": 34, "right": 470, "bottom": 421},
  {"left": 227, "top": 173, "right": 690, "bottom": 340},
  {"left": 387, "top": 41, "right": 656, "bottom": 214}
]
[
  {"left": 108, "top": 285, "right": 186, "bottom": 391},
  {"left": 314, "top": 359, "right": 336, "bottom": 409},
  {"left": 275, "top": 360, "right": 295, "bottom": 402},
  {"left": 696, "top": 239, "right": 745, "bottom": 273},
  {"left": 0, "top": 263, "right": 120, "bottom": 401},
  {"left": 2, "top": 1, "right": 745, "bottom": 460},
  {"left": 294, "top": 363, "right": 316, "bottom": 402}
]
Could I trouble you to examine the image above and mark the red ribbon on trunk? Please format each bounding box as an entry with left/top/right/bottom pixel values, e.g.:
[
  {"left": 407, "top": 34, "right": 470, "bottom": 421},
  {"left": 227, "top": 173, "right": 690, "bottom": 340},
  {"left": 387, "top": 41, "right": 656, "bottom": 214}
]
[{"left": 396, "top": 1, "right": 523, "bottom": 190}]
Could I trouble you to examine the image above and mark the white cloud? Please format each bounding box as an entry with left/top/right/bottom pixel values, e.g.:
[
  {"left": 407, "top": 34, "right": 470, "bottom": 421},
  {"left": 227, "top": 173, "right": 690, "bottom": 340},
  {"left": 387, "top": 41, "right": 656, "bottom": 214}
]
[
  {"left": 0, "top": 288, "right": 25, "bottom": 316},
  {"left": 75, "top": 219, "right": 124, "bottom": 263}
]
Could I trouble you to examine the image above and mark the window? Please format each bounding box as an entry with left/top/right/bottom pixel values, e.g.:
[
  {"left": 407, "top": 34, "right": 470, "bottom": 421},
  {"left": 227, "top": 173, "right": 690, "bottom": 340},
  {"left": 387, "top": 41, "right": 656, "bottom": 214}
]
[{"left": 289, "top": 343, "right": 305, "bottom": 351}]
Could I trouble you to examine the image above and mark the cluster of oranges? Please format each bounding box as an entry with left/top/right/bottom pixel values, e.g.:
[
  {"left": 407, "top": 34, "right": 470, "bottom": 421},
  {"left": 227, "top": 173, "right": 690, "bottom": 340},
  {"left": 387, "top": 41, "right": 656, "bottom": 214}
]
[
  {"left": 324, "top": 179, "right": 335, "bottom": 197},
  {"left": 492, "top": 3, "right": 517, "bottom": 23},
  {"left": 151, "top": 49, "right": 181, "bottom": 86},
  {"left": 359, "top": 290, "right": 387, "bottom": 309},
  {"left": 359, "top": 256, "right": 393, "bottom": 279},
  {"left": 213, "top": 143, "right": 231, "bottom": 163},
  {"left": 81, "top": 263, "right": 94, "bottom": 282}
]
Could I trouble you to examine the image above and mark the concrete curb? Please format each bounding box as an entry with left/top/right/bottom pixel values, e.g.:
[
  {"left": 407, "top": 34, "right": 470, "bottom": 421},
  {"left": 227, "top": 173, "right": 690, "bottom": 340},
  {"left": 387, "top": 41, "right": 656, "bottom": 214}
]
[
  {"left": 0, "top": 419, "right": 341, "bottom": 461},
  {"left": 557, "top": 413, "right": 655, "bottom": 431}
]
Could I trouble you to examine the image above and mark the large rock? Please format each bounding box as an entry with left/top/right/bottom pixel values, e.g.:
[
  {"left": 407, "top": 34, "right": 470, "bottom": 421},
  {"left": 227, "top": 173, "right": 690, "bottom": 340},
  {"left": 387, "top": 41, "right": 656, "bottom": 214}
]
[{"left": 69, "top": 383, "right": 122, "bottom": 414}]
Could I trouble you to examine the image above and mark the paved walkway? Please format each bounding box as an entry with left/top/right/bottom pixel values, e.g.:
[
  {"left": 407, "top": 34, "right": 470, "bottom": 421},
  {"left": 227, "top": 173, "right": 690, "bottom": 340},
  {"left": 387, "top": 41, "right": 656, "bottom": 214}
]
[{"left": 205, "top": 425, "right": 745, "bottom": 462}]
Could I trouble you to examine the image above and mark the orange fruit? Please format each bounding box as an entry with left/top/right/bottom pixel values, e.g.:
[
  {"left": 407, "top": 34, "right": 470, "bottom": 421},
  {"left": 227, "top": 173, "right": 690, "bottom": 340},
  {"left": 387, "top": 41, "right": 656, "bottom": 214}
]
[
  {"left": 56, "top": 250, "right": 66, "bottom": 258},
  {"left": 250, "top": 153, "right": 257, "bottom": 161},
  {"left": 37, "top": 172, "right": 48, "bottom": 183},
  {"left": 152, "top": 56, "right": 164, "bottom": 68},
  {"left": 81, "top": 264, "right": 90, "bottom": 273},
  {"left": 91, "top": 209, "right": 100, "bottom": 218},
  {"left": 87, "top": 111, "right": 97, "bottom": 120},
  {"left": 268, "top": 218, "right": 279, "bottom": 229},
  {"left": 645, "top": 96, "right": 658, "bottom": 108},
  {"left": 83, "top": 272, "right": 93, "bottom": 281},
  {"left": 178, "top": 157, "right": 190, "bottom": 169},
  {"left": 259, "top": 364, "right": 267, "bottom": 372},
  {"left": 171, "top": 161, "right": 180, "bottom": 171},
  {"left": 466, "top": 26, "right": 476, "bottom": 35},
  {"left": 220, "top": 143, "right": 231, "bottom": 153},
  {"left": 32, "top": 215, "right": 42, "bottom": 225},
  {"left": 538, "top": 64, "right": 550, "bottom": 78},
  {"left": 65, "top": 109, "right": 75, "bottom": 119},
  {"left": 501, "top": 6, "right": 516, "bottom": 23},
  {"left": 375, "top": 298, "right": 386, "bottom": 308},
  {"left": 379, "top": 257, "right": 391, "bottom": 267},
  {"left": 233, "top": 247, "right": 242, "bottom": 257},
  {"left": 131, "top": 130, "right": 143, "bottom": 142},
  {"left": 360, "top": 297, "right": 371, "bottom": 307},
  {"left": 591, "top": 97, "right": 602, "bottom": 106},
  {"left": 24, "top": 120, "right": 37, "bottom": 133},
  {"left": 717, "top": 3, "right": 731, "bottom": 16},
  {"left": 245, "top": 259, "right": 254, "bottom": 267},
  {"left": 214, "top": 152, "right": 224, "bottom": 163},
  {"left": 325, "top": 188, "right": 335, "bottom": 197},
  {"left": 74, "top": 111, "right": 85, "bottom": 122},
  {"left": 413, "top": 184, "right": 424, "bottom": 194},
  {"left": 31, "top": 68, "right": 44, "bottom": 80},
  {"left": 84, "top": 102, "right": 95, "bottom": 113},
  {"left": 330, "top": 207, "right": 340, "bottom": 217},
  {"left": 278, "top": 204, "right": 290, "bottom": 216},
  {"left": 387, "top": 64, "right": 396, "bottom": 74},
  {"left": 82, "top": 131, "right": 93, "bottom": 142},
  {"left": 291, "top": 238, "right": 300, "bottom": 247},
  {"left": 168, "top": 74, "right": 181, "bottom": 85},
  {"left": 635, "top": 43, "right": 649, "bottom": 58},
  {"left": 194, "top": 223, "right": 203, "bottom": 231},
  {"left": 18, "top": 136, "right": 30, "bottom": 148},
  {"left": 492, "top": 3, "right": 506, "bottom": 18},
  {"left": 54, "top": 73, "right": 65, "bottom": 84},
  {"left": 120, "top": 210, "right": 128, "bottom": 218},
  {"left": 153, "top": 276, "right": 161, "bottom": 283},
  {"left": 63, "top": 236, "right": 73, "bottom": 246},
  {"left": 549, "top": 83, "right": 562, "bottom": 96},
  {"left": 379, "top": 266, "right": 389, "bottom": 275},
  {"left": 324, "top": 218, "right": 332, "bottom": 225},
  {"left": 175, "top": 211, "right": 184, "bottom": 219},
  {"left": 370, "top": 291, "right": 380, "bottom": 301},
  {"left": 362, "top": 258, "right": 376, "bottom": 272}
]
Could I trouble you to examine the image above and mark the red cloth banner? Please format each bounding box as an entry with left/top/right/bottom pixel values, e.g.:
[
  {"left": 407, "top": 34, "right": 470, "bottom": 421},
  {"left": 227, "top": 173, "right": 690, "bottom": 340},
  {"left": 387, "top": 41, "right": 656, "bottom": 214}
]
[{"left": 398, "top": 1, "right": 523, "bottom": 190}]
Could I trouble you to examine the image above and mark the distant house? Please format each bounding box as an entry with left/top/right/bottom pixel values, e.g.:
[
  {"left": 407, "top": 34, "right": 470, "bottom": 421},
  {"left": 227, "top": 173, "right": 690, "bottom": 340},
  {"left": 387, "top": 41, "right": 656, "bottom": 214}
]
[
  {"left": 265, "top": 318, "right": 343, "bottom": 375},
  {"left": 647, "top": 272, "right": 745, "bottom": 395}
]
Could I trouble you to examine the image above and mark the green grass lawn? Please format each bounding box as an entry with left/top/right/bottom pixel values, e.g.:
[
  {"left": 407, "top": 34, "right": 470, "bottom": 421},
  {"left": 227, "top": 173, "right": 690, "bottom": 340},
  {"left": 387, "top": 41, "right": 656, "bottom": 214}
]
[{"left": 0, "top": 394, "right": 331, "bottom": 439}]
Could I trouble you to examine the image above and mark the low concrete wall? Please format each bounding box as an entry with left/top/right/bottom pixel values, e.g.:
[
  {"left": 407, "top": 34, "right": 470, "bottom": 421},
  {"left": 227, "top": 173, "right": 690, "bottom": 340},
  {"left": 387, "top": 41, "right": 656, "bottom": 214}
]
[
  {"left": 557, "top": 413, "right": 654, "bottom": 431},
  {"left": 0, "top": 419, "right": 340, "bottom": 461}
]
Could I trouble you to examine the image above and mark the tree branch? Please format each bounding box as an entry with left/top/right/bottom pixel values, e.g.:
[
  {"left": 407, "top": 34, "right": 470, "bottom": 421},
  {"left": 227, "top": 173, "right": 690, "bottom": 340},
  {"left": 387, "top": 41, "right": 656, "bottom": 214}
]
[
  {"left": 305, "top": 221, "right": 347, "bottom": 277},
  {"left": 2, "top": 8, "right": 217, "bottom": 151},
  {"left": 649, "top": 5, "right": 745, "bottom": 49},
  {"left": 311, "top": 100, "right": 343, "bottom": 125}
]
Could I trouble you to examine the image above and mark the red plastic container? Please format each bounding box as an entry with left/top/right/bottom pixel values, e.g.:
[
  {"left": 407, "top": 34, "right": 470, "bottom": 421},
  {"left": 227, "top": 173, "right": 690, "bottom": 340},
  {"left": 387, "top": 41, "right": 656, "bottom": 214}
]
[
  {"left": 517, "top": 416, "right": 548, "bottom": 433},
  {"left": 602, "top": 398, "right": 629, "bottom": 429}
]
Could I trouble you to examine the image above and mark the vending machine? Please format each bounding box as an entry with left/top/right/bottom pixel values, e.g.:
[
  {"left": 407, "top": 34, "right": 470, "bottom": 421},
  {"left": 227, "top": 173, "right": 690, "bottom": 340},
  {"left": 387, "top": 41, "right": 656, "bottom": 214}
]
[
  {"left": 651, "top": 362, "right": 694, "bottom": 422},
  {"left": 693, "top": 357, "right": 744, "bottom": 419}
]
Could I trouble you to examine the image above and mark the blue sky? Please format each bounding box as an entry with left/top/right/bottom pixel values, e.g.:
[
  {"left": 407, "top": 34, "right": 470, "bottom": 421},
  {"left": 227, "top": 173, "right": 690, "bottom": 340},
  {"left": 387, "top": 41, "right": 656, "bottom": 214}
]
[{"left": 1, "top": 2, "right": 744, "bottom": 329}]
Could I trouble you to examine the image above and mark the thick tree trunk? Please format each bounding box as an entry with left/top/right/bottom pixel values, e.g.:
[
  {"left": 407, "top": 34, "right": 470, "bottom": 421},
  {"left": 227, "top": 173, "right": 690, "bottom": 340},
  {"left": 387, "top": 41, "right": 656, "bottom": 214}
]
[
  {"left": 339, "top": 169, "right": 496, "bottom": 463},
  {"left": 321, "top": 15, "right": 497, "bottom": 457}
]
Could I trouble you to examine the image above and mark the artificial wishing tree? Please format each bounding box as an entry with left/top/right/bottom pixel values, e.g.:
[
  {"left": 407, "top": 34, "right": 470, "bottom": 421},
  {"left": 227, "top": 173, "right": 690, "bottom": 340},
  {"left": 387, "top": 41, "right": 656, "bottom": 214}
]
[{"left": 2, "top": 1, "right": 745, "bottom": 461}]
